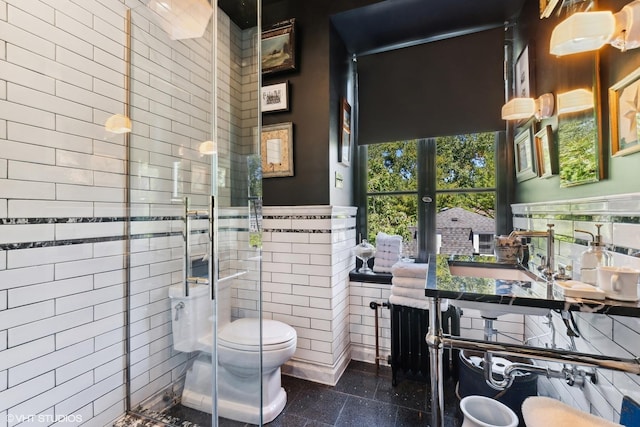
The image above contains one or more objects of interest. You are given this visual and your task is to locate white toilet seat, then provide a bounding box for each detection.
[219,318,296,350]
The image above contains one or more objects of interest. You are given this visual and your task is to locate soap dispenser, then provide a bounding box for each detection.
[575,224,611,285]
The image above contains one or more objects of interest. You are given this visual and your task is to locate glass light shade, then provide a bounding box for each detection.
[534,93,555,119]
[550,11,615,56]
[611,1,640,51]
[501,98,535,120]
[147,0,213,40]
[105,114,132,134]
[557,89,594,114]
[198,140,216,155]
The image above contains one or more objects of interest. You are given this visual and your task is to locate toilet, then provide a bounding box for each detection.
[169,284,297,424]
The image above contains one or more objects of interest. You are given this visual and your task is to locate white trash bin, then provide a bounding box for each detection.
[460,395,519,427]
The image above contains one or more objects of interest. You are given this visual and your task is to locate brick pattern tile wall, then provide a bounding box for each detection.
[0,1,246,425]
[513,193,640,424]
[262,206,357,385]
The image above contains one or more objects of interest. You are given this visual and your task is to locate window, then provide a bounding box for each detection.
[364,133,497,259]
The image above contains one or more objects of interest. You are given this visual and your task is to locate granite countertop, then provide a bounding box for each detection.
[425,254,640,317]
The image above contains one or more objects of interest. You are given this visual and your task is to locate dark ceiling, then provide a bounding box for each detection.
[331,0,527,56]
[218,0,528,55]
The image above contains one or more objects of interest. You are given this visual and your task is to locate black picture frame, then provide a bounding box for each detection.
[339,98,351,166]
[261,19,296,75]
[261,81,289,113]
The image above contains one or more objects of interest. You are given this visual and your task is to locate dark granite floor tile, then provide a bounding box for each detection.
[345,360,393,379]
[218,416,249,427]
[374,377,428,412]
[302,421,333,427]
[395,407,430,427]
[284,387,348,425]
[332,368,380,399]
[264,412,309,427]
[335,396,397,427]
[425,377,463,417]
[165,405,212,426]
[281,375,319,406]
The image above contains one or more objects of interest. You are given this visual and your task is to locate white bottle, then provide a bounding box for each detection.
[575,225,611,285]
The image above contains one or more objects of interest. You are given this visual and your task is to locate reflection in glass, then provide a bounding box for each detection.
[558,110,600,187]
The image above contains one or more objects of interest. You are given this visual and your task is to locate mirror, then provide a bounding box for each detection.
[558,105,600,187]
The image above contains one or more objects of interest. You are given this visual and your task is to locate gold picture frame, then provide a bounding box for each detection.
[261,122,294,178]
[515,125,537,182]
[535,125,556,178]
[609,65,640,157]
[339,98,351,166]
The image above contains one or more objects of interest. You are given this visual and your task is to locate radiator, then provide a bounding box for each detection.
[389,303,460,386]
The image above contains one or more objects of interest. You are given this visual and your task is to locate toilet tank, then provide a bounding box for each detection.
[169,284,212,352]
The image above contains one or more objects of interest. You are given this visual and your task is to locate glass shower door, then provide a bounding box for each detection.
[125,1,262,425]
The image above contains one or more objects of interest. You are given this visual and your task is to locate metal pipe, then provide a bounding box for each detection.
[426,297,444,427]
[443,335,640,375]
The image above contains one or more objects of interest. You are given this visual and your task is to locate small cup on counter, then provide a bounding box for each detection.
[596,266,640,301]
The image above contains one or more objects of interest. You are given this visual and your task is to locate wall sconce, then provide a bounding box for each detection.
[147,0,213,40]
[502,93,554,120]
[198,140,216,155]
[105,114,132,134]
[550,1,640,55]
[557,89,594,114]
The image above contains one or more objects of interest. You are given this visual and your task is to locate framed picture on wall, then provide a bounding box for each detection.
[261,81,289,113]
[515,45,531,98]
[261,122,294,178]
[339,98,351,166]
[535,125,556,178]
[609,64,640,157]
[514,125,537,182]
[261,19,296,75]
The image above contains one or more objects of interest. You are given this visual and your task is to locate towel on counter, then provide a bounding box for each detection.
[389,294,449,311]
[522,397,622,427]
[391,276,426,289]
[391,262,429,279]
[373,231,403,273]
[390,285,426,300]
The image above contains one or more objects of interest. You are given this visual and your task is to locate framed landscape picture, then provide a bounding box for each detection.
[261,19,296,75]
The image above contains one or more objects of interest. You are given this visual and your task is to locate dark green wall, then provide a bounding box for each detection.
[261,0,379,206]
[514,0,640,203]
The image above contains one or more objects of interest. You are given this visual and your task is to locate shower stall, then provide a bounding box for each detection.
[125,1,263,424]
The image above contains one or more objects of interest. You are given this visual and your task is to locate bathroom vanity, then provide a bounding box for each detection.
[425,254,640,427]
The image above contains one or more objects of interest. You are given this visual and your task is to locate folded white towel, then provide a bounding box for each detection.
[392,276,426,289]
[379,240,402,249]
[391,285,426,300]
[373,263,396,273]
[389,294,449,311]
[374,258,396,267]
[391,262,429,279]
[522,397,622,427]
[377,231,402,243]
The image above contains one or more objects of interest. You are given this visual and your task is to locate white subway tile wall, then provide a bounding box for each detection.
[513,193,640,423]
[0,1,248,425]
[263,206,357,385]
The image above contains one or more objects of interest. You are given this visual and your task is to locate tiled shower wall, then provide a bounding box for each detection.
[262,206,356,385]
[513,193,640,424]
[0,1,248,425]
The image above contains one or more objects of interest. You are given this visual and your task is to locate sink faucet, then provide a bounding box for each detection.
[508,224,555,280]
